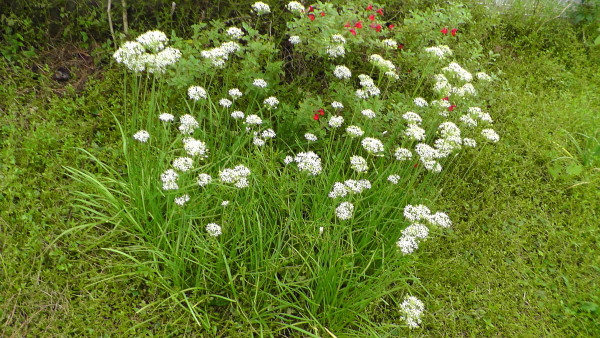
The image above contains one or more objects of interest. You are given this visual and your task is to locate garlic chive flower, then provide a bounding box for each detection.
[183,137,208,158]
[113,41,146,72]
[294,151,322,175]
[326,45,346,58]
[261,129,276,139]
[477,72,492,81]
[332,34,346,44]
[159,113,174,122]
[350,156,368,173]
[394,147,412,161]
[226,27,244,39]
[252,2,271,15]
[333,65,352,79]
[403,112,422,125]
[405,124,426,141]
[173,157,193,172]
[289,36,301,45]
[369,54,395,72]
[174,194,190,206]
[136,30,168,53]
[221,200,230,207]
[283,156,294,165]
[206,223,222,237]
[263,96,279,108]
[286,1,304,13]
[403,204,431,222]
[219,165,251,189]
[481,128,500,143]
[133,130,150,143]
[245,114,263,126]
[463,137,477,148]
[219,98,233,108]
[161,169,179,191]
[400,296,425,328]
[361,109,376,119]
[427,212,452,228]
[328,116,344,128]
[413,97,428,107]
[331,101,344,109]
[361,137,385,156]
[197,173,212,187]
[346,125,364,138]
[253,78,267,88]
[387,174,401,184]
[305,133,318,142]
[382,39,398,49]
[229,88,243,100]
[179,114,199,134]
[253,137,265,147]
[231,111,245,119]
[335,202,354,220]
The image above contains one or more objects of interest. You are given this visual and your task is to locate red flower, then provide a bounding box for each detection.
[366,4,373,10]
[375,24,382,32]
[370,23,376,29]
[314,114,319,120]
[308,5,314,12]
[451,28,457,36]
[398,43,404,50]
[344,21,351,28]
[369,14,375,21]
[377,8,383,16]
[449,105,457,111]
[320,11,325,17]
[318,108,324,116]
[350,28,357,36]
[355,21,363,28]
[441,27,448,35]
[388,24,394,30]
[308,14,315,21]
[414,163,418,168]
[442,96,449,101]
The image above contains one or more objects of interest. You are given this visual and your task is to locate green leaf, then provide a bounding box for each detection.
[566,163,583,176]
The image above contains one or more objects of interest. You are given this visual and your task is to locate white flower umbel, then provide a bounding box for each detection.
[427,212,452,228]
[405,124,426,141]
[369,54,395,72]
[424,45,452,59]
[231,111,245,119]
[345,179,371,194]
[333,65,352,79]
[133,130,150,143]
[361,109,376,119]
[252,1,271,15]
[481,128,500,143]
[403,204,431,222]
[328,116,344,128]
[289,35,301,45]
[294,151,322,176]
[173,157,193,172]
[335,202,354,220]
[402,112,422,125]
[174,194,190,206]
[394,147,412,161]
[245,114,263,126]
[219,98,233,108]
[261,129,276,139]
[113,41,146,72]
[161,169,179,191]
[206,223,222,237]
[263,96,279,108]
[477,72,491,81]
[442,62,473,82]
[183,138,208,158]
[326,45,346,58]
[286,1,304,14]
[332,34,346,44]
[382,39,398,49]
[459,115,478,128]
[136,30,168,53]
[413,97,428,107]
[304,133,318,142]
[328,182,348,198]
[396,235,419,255]
[219,164,251,189]
[331,101,344,109]
[400,296,425,328]
[159,113,174,122]
[350,156,368,173]
[226,27,244,39]
[361,137,384,156]
[387,174,401,184]
[462,137,477,148]
[385,71,399,80]
[346,125,364,138]
[253,78,267,88]
[283,156,294,165]
[253,137,265,147]
[179,114,199,134]
[197,173,212,187]
[221,200,230,207]
[229,88,243,100]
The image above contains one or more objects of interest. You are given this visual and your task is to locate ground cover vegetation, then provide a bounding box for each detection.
[0,0,599,336]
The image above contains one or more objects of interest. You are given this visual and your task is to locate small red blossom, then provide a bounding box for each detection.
[449,105,457,111]
[366,4,373,10]
[350,28,357,36]
[314,114,319,120]
[308,14,315,21]
[370,23,376,29]
[442,96,449,101]
[369,14,375,21]
[414,163,419,168]
[344,21,351,27]
[320,11,325,17]
[388,24,394,30]
[318,108,325,116]
[375,24,382,32]
[441,27,448,35]
[308,5,314,12]
[451,28,457,36]
[355,21,363,28]
[377,8,383,16]
[398,43,404,50]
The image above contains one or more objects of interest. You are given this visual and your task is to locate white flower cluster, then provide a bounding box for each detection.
[231,110,245,119]
[229,88,243,100]
[402,112,422,125]
[173,157,193,172]
[286,1,305,14]
[476,72,492,81]
[289,35,301,45]
[397,204,452,254]
[245,114,263,127]
[394,147,412,161]
[335,202,354,220]
[387,174,401,184]
[253,129,276,147]
[415,143,442,173]
[327,34,346,58]
[226,27,244,39]
[350,156,368,173]
[356,74,381,99]
[467,107,494,124]
[200,41,241,68]
[219,164,251,188]
[161,169,178,191]
[328,116,344,128]
[424,45,453,59]
[346,125,364,138]
[331,101,344,109]
[361,137,384,156]
[252,2,271,15]
[174,194,190,206]
[197,173,212,187]
[293,151,322,175]
[433,73,451,95]
[133,130,150,143]
[263,96,279,108]
[188,86,207,101]
[361,109,376,119]
[481,128,500,143]
[400,296,425,328]
[405,124,426,141]
[328,179,371,198]
[253,78,267,88]
[443,62,473,82]
[305,133,318,142]
[159,113,174,122]
[413,97,428,107]
[219,98,233,108]
[434,122,462,158]
[382,39,398,49]
[403,204,452,227]
[206,223,222,237]
[369,54,395,72]
[183,137,208,158]
[113,31,181,73]
[334,65,352,80]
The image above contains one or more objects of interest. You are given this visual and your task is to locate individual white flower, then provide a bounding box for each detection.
[361,109,376,119]
[289,35,301,45]
[387,174,401,184]
[161,169,179,191]
[159,113,174,122]
[405,124,426,141]
[402,112,422,125]
[319,227,324,234]
[335,202,354,220]
[481,128,500,142]
[427,212,452,228]
[331,101,344,109]
[350,156,368,173]
[219,98,233,108]
[188,86,207,101]
[413,97,428,107]
[346,125,364,138]
[179,114,199,134]
[219,164,251,188]
[284,155,294,165]
[226,27,244,39]
[332,34,346,44]
[304,133,318,142]
[382,39,398,49]
[394,147,412,161]
[361,137,384,156]
[174,194,190,206]
[261,129,276,139]
[133,130,150,143]
[403,204,431,222]
[286,1,304,13]
[229,88,243,100]
[476,72,491,81]
[173,157,193,172]
[136,30,168,53]
[328,116,344,128]
[245,114,263,126]
[253,78,267,88]
[462,137,477,148]
[221,200,230,207]
[294,151,322,175]
[197,173,212,187]
[183,137,208,158]
[400,296,425,328]
[333,65,352,79]
[326,45,345,58]
[206,223,222,237]
[253,137,265,147]
[252,1,271,15]
[263,96,279,108]
[231,110,245,119]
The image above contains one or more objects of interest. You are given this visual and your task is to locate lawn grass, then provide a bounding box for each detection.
[1,2,599,336]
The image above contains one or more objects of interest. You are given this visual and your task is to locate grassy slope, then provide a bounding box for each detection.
[2,13,600,338]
